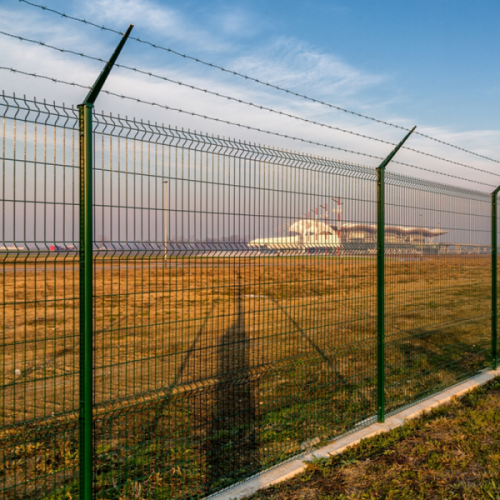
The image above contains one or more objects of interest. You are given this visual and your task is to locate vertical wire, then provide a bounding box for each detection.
[153,137,158,394]
[41,115,48,416]
[125,131,129,398]
[165,140,169,392]
[12,115,17,426]
[138,128,143,404]
[117,128,122,398]
[22,117,28,425]
[130,133,136,394]
[146,130,151,395]
[71,115,76,409]
[163,135,167,392]
[109,126,113,402]
[50,121,56,418]
[62,111,68,413]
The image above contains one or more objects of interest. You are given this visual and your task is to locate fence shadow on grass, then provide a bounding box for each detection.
[205,272,260,492]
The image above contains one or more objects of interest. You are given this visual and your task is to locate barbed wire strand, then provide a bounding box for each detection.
[1,65,495,189]
[2,29,499,180]
[17,0,500,167]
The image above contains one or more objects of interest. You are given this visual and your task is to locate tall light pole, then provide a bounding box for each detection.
[311,207,318,254]
[331,197,342,237]
[320,204,328,254]
[420,213,424,256]
[331,197,342,256]
[164,181,168,262]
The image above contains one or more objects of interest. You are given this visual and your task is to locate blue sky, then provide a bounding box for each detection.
[1,0,499,190]
[250,1,500,129]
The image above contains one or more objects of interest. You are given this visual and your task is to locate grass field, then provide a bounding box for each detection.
[0,254,493,499]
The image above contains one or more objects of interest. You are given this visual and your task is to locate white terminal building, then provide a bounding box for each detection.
[248,219,448,254]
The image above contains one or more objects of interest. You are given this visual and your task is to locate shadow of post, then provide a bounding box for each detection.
[206,271,259,490]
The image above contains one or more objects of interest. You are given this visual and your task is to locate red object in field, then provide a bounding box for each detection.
[50,245,67,251]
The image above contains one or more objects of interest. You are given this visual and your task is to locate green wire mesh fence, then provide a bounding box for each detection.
[0,93,496,499]
[383,173,492,415]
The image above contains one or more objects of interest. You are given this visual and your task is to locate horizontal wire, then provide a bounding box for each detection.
[3,29,500,181]
[1,65,495,189]
[18,0,500,167]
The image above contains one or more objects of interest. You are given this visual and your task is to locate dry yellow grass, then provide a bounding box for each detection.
[0,254,493,498]
[1,255,491,420]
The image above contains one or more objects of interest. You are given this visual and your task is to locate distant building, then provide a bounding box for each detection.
[249,220,340,253]
[0,244,27,251]
[248,220,447,254]
[339,223,446,244]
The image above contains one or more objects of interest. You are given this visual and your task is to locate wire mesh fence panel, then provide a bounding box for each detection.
[89,113,379,499]
[0,92,497,500]
[384,173,492,414]
[0,96,80,499]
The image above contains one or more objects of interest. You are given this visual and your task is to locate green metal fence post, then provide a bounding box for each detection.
[78,25,133,500]
[376,166,385,422]
[79,101,94,500]
[376,126,416,423]
[492,186,500,370]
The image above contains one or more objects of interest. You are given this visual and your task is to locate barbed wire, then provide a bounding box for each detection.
[2,29,500,181]
[17,0,500,167]
[1,65,495,189]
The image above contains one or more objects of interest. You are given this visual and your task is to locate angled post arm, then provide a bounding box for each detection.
[82,24,134,106]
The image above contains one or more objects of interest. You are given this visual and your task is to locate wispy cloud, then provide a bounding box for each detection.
[231,37,386,99]
[83,0,230,53]
[215,8,263,38]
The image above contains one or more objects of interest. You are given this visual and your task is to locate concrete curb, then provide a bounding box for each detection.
[208,368,500,500]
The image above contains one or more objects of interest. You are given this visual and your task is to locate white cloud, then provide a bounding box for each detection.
[86,0,182,35]
[83,0,230,53]
[231,37,386,99]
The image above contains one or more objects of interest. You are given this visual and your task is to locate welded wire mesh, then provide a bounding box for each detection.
[0,93,497,499]
[384,174,491,415]
[1,96,80,499]
[88,109,379,499]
